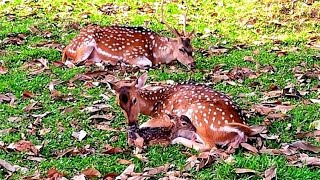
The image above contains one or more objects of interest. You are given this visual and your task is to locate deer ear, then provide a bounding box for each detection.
[180,115,191,123]
[135,73,148,88]
[108,82,120,92]
[166,113,175,119]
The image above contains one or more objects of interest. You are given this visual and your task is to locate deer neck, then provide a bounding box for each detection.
[152,36,175,64]
[137,86,174,116]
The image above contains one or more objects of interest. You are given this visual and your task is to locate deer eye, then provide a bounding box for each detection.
[179,48,185,53]
[132,98,137,104]
[181,121,187,126]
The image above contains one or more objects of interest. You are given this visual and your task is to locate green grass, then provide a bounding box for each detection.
[1,0,320,179]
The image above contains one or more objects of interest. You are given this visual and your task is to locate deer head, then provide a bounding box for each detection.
[159,0,195,69]
[109,73,148,126]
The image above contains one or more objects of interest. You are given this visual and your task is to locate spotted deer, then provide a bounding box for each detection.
[61,1,195,69]
[109,73,253,151]
[128,114,197,146]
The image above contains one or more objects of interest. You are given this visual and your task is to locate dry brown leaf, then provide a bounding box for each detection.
[82,168,101,179]
[240,143,258,153]
[0,65,8,74]
[0,93,16,106]
[263,166,277,180]
[9,140,39,155]
[296,130,320,139]
[0,159,16,172]
[47,168,64,178]
[88,114,114,121]
[133,135,144,149]
[103,144,124,154]
[116,164,135,180]
[143,164,170,177]
[94,123,116,131]
[289,141,320,153]
[22,90,34,99]
[259,147,282,155]
[27,156,46,162]
[243,56,255,63]
[252,104,295,115]
[23,101,40,112]
[250,125,268,135]
[299,153,320,166]
[52,61,65,67]
[234,168,258,174]
[54,146,96,158]
[117,159,132,165]
[104,172,119,180]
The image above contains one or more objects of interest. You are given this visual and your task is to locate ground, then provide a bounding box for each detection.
[0,0,319,179]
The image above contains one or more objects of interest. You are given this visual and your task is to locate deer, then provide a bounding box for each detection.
[128,114,197,147]
[61,0,195,69]
[109,73,253,152]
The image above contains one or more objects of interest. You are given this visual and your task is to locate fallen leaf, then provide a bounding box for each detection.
[27,156,46,162]
[104,172,119,180]
[117,159,132,165]
[250,125,268,135]
[0,128,14,136]
[0,65,8,74]
[116,164,135,180]
[72,174,86,180]
[299,153,320,166]
[240,143,258,153]
[0,93,16,106]
[48,168,64,178]
[296,130,320,139]
[81,103,110,113]
[23,101,40,112]
[310,120,320,130]
[82,168,101,178]
[88,114,114,121]
[103,144,123,154]
[310,99,320,104]
[243,56,255,63]
[0,159,16,172]
[54,146,96,158]
[142,164,170,177]
[289,141,320,153]
[263,166,277,180]
[22,91,34,99]
[234,168,258,174]
[252,103,295,115]
[72,130,87,141]
[9,140,39,155]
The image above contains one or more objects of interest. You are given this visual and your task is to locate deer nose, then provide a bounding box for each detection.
[188,62,196,69]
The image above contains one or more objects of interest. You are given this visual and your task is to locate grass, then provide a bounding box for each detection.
[0,0,320,179]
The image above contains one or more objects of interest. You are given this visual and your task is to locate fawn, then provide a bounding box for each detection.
[109,73,252,151]
[62,1,195,69]
[128,114,197,147]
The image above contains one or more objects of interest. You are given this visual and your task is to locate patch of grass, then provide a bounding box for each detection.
[1,0,320,179]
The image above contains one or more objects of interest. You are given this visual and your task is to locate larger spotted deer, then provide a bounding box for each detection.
[109,73,252,151]
[62,1,195,69]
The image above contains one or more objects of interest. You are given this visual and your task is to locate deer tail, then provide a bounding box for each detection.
[226,123,252,136]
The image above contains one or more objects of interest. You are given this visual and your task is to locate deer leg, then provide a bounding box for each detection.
[74,45,95,64]
[139,117,171,128]
[126,56,152,69]
[171,137,211,151]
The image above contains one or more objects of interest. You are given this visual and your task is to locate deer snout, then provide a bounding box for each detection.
[188,62,196,69]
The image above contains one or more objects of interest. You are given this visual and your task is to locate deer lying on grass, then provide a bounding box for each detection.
[109,73,253,151]
[61,1,195,69]
[128,114,197,147]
